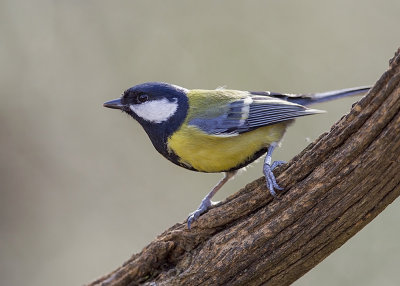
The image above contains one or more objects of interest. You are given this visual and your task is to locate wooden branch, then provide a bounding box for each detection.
[89,49,400,286]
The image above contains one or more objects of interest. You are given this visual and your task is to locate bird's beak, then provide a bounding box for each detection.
[103,98,124,110]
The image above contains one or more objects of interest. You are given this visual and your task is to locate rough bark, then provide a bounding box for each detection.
[88,48,400,286]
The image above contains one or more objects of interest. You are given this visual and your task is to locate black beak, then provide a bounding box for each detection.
[103,98,124,110]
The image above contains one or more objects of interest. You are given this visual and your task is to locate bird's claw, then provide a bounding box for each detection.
[263,161,285,198]
[187,198,216,229]
[271,160,285,170]
[187,210,202,230]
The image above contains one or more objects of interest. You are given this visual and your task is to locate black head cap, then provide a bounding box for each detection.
[104,82,189,156]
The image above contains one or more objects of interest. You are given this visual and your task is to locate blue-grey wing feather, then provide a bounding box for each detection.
[188,95,322,136]
[188,99,246,135]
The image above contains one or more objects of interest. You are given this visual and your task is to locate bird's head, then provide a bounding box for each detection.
[104,82,189,145]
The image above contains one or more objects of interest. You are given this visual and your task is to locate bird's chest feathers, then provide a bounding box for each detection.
[167,123,287,173]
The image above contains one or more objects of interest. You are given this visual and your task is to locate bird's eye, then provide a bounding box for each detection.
[137,93,148,103]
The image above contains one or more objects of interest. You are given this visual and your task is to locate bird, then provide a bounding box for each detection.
[103,82,370,229]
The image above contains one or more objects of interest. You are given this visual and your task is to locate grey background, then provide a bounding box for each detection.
[1,1,399,285]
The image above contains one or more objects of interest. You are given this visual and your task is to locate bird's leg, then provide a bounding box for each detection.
[263,142,285,198]
[187,170,237,229]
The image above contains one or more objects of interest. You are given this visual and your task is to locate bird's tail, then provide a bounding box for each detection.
[283,86,371,106]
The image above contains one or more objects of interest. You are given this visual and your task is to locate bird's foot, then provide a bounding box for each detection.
[271,160,285,170]
[263,161,285,198]
[187,198,218,229]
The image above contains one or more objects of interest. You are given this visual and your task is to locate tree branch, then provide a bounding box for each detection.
[88,48,400,286]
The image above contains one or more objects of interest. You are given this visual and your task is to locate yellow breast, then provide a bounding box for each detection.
[167,123,288,173]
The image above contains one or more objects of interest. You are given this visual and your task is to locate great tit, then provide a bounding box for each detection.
[104,82,370,229]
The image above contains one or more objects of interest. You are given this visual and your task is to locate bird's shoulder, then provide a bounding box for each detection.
[186,89,249,116]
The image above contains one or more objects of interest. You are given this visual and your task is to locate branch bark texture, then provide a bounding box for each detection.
[89,49,400,286]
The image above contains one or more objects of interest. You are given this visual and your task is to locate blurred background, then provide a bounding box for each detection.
[1,1,399,285]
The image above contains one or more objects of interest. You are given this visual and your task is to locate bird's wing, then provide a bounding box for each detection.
[186,90,323,136]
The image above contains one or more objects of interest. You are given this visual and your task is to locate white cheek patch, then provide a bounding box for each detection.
[130,98,178,123]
